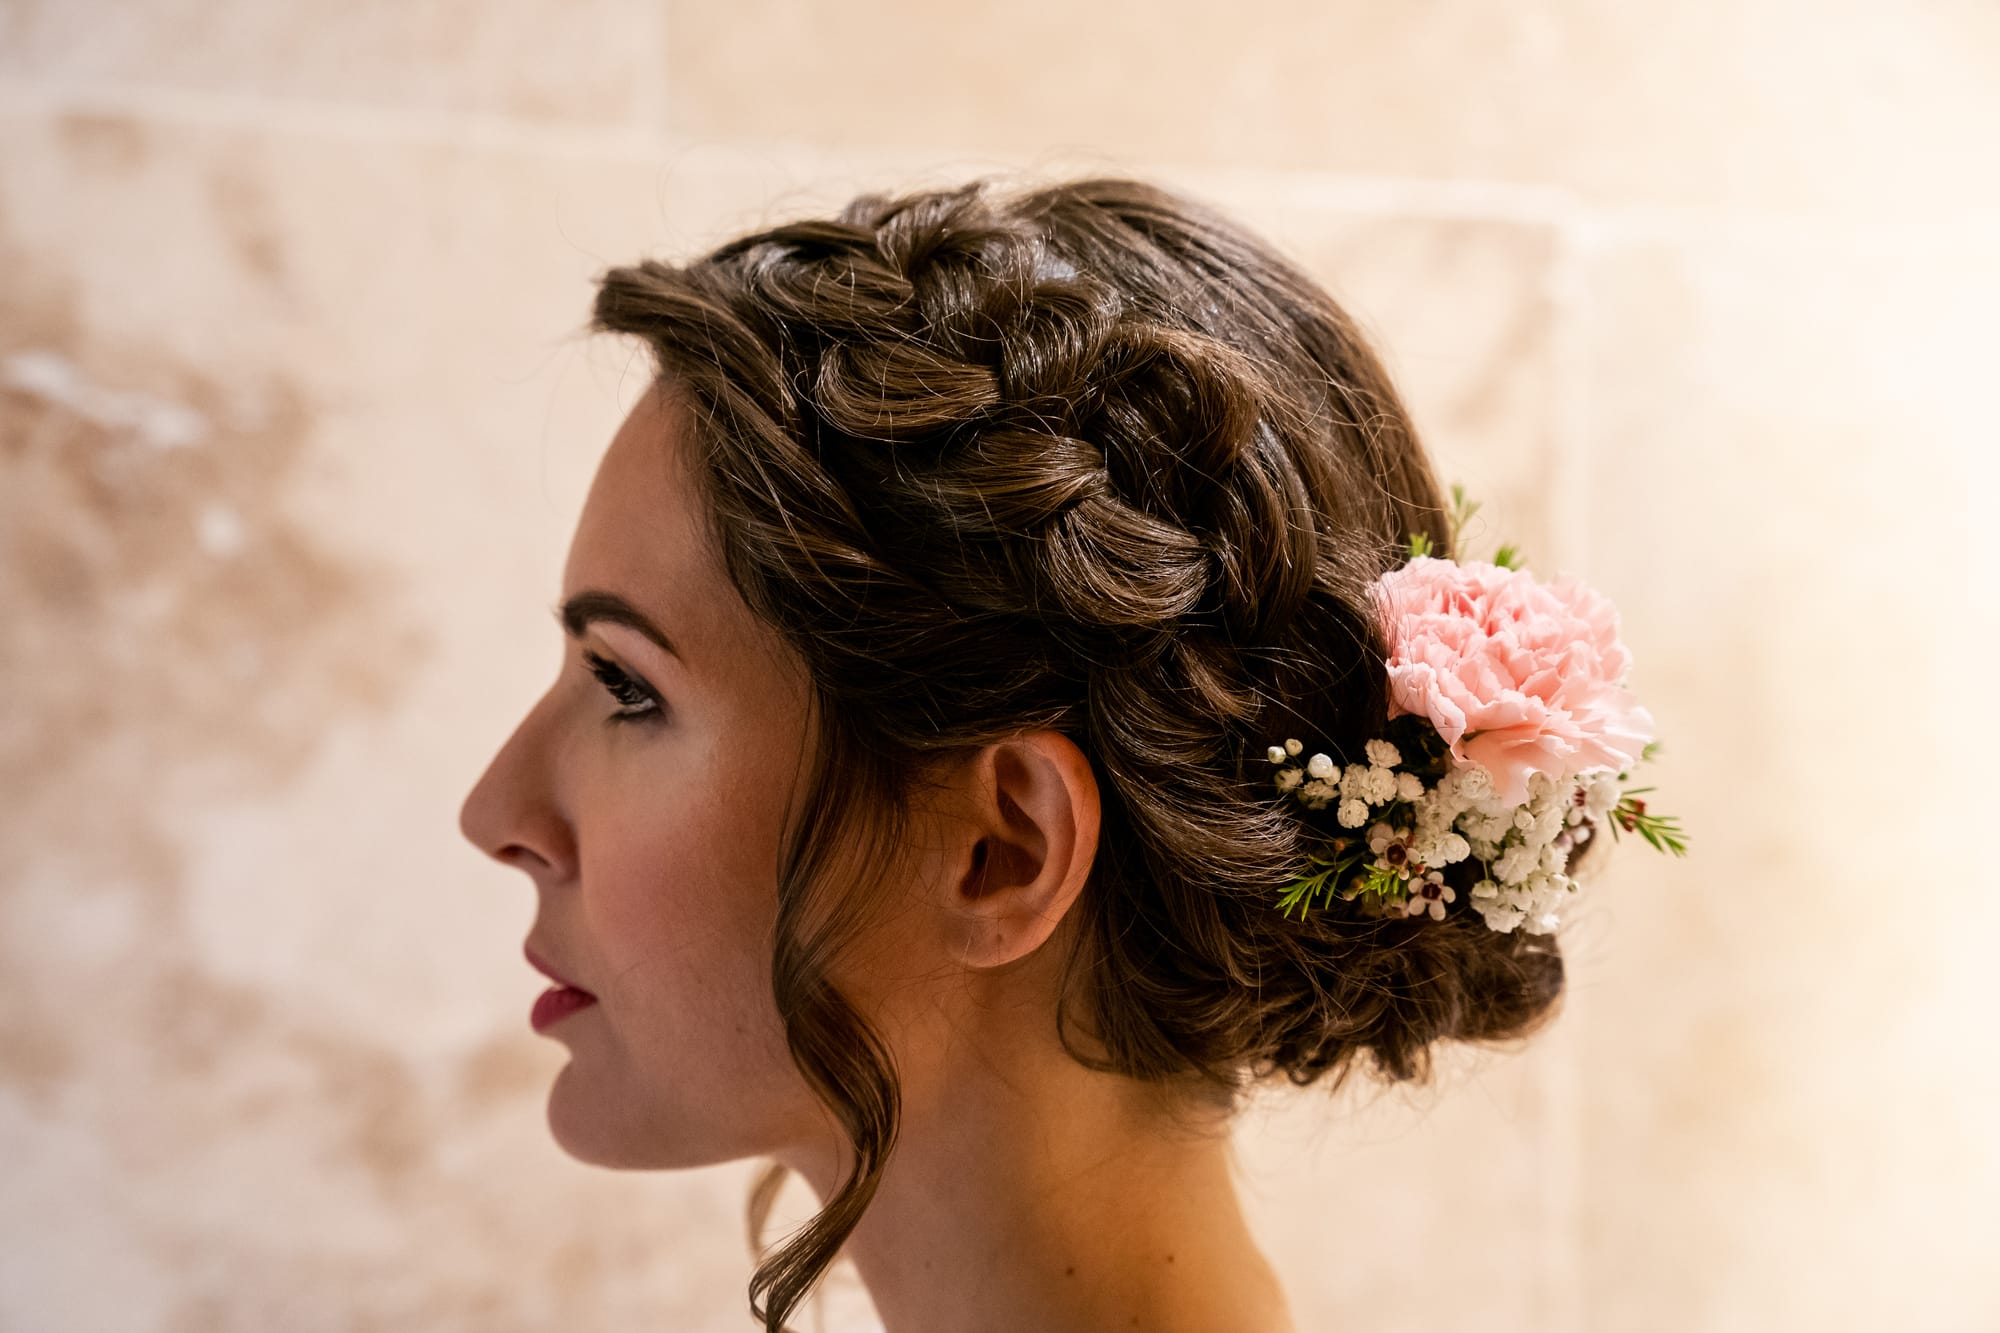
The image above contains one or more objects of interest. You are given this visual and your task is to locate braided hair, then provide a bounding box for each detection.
[589,175,1564,1333]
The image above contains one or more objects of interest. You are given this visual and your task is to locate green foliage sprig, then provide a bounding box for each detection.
[1407,483,1524,569]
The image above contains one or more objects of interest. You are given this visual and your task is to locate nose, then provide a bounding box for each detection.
[458,694,575,886]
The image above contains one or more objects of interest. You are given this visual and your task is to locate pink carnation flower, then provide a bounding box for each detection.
[1371,556,1655,807]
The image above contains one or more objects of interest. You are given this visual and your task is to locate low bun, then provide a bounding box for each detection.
[590,173,1564,1332]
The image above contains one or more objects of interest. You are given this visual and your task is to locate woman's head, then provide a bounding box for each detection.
[463,174,1564,1330]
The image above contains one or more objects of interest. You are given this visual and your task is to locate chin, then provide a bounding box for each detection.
[543,1064,769,1171]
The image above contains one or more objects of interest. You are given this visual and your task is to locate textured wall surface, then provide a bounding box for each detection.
[2,3,1996,1330]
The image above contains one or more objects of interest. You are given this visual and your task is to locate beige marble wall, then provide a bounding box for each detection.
[3,4,1994,1330]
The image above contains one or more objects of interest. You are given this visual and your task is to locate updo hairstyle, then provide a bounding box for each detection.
[588,175,1564,1332]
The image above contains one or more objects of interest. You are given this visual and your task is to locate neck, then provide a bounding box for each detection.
[774,977,1297,1333]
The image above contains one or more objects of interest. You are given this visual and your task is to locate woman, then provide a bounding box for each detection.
[459,175,1604,1332]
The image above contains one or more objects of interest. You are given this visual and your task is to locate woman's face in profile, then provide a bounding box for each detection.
[458,385,832,1169]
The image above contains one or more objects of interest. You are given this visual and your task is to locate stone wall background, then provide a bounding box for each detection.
[2,3,1995,1330]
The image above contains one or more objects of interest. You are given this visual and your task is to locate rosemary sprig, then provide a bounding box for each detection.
[1275,844,1368,920]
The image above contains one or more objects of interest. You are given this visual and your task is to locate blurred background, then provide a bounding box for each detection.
[2,3,1996,1330]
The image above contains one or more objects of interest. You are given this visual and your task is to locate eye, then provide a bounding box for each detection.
[581,650,663,723]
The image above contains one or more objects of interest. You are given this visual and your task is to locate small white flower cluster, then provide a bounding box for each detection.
[1455,767,1621,934]
[1266,737,1628,935]
[1263,737,1414,829]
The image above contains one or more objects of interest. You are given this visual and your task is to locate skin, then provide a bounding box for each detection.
[459,381,1300,1333]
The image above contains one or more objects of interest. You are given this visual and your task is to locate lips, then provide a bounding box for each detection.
[523,941,595,997]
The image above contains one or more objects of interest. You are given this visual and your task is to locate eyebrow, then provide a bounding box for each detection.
[555,590,682,662]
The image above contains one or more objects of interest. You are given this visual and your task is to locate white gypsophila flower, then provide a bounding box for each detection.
[1456,764,1494,800]
[1435,783,1477,827]
[1468,879,1525,933]
[1493,841,1540,886]
[1395,771,1425,802]
[1512,818,1549,857]
[1365,739,1402,769]
[1274,767,1304,793]
[1467,869,1576,935]
[1410,834,1453,867]
[1339,762,1369,799]
[1284,738,1304,756]
[1456,772,1504,816]
[1459,810,1514,844]
[1363,765,1399,804]
[1522,871,1573,917]
[1268,745,1288,764]
[1553,774,1586,827]
[1337,797,1370,828]
[1518,880,1573,935]
[1408,800,1456,840]
[1584,769,1622,819]
[1306,752,1336,780]
[1299,778,1337,809]
[1421,830,1471,866]
[1541,803,1570,832]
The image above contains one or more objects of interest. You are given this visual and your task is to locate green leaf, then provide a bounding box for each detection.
[1491,542,1523,570]
[1445,484,1482,553]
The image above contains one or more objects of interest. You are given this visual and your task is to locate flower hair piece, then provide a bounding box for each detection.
[1267,486,1688,934]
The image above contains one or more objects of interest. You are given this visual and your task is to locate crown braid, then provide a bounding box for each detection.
[591,174,1563,1333]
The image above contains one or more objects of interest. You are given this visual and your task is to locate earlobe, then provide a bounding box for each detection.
[949,732,1101,970]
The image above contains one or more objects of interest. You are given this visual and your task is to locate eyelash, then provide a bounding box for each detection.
[581,650,663,724]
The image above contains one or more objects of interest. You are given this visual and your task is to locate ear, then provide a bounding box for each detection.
[938,731,1101,971]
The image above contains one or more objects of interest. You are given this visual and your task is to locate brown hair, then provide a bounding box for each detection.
[587,174,1563,1331]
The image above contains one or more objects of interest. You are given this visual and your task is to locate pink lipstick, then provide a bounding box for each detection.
[530,985,597,1032]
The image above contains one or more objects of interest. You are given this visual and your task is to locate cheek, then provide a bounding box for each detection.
[585,778,779,1019]
[553,688,832,1164]
[556,783,816,1165]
